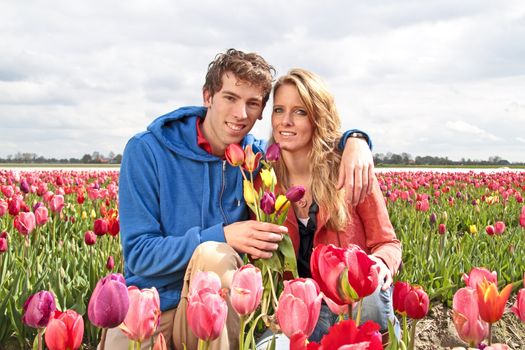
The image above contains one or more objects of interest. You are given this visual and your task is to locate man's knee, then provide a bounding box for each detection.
[191,242,242,277]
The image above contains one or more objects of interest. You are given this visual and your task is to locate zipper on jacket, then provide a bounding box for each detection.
[219,160,228,224]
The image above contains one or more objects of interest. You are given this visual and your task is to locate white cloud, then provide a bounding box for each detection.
[445,121,499,141]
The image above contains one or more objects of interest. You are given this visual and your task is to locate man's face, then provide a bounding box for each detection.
[202,72,265,156]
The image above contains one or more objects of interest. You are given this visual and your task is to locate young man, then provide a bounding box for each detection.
[106,49,374,349]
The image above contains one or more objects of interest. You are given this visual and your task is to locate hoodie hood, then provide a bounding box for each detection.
[147,106,216,161]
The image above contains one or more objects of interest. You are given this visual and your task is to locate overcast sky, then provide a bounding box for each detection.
[1,0,524,162]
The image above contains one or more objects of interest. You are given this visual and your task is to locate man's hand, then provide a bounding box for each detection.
[338,137,374,206]
[369,255,393,290]
[224,221,287,259]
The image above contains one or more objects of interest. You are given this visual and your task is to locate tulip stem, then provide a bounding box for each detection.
[198,339,210,350]
[266,266,278,309]
[355,300,362,326]
[408,319,418,350]
[402,314,408,346]
[99,328,108,350]
[348,303,353,321]
[239,315,246,350]
[37,328,43,350]
[488,323,492,345]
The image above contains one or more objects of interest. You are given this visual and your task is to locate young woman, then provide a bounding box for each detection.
[263,68,402,345]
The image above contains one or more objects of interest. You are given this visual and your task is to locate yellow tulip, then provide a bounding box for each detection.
[243,180,259,205]
[275,195,290,213]
[82,211,87,220]
[90,209,97,219]
[260,168,277,188]
[469,224,478,234]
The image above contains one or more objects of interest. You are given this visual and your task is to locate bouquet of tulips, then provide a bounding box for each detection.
[225,143,302,329]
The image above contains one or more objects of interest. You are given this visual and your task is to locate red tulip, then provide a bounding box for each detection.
[230,264,263,316]
[311,244,348,305]
[452,287,489,346]
[119,286,161,342]
[34,206,49,226]
[463,267,497,289]
[106,256,115,270]
[494,221,505,235]
[307,319,382,350]
[84,231,97,245]
[44,310,84,350]
[242,144,262,172]
[476,280,513,323]
[186,287,228,342]
[393,281,412,315]
[225,143,245,167]
[22,291,56,328]
[339,246,379,303]
[485,225,495,236]
[107,217,120,236]
[14,212,36,235]
[511,288,525,323]
[276,278,322,338]
[1,185,14,198]
[8,198,21,216]
[93,218,108,236]
[49,195,65,213]
[0,236,7,253]
[88,273,129,328]
[265,143,281,162]
[404,285,429,319]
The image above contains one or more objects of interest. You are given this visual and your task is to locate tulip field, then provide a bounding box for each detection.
[0,168,524,349]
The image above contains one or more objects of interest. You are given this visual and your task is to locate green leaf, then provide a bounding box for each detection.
[279,234,297,278]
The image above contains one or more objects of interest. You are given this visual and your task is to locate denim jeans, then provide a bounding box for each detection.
[256,283,400,349]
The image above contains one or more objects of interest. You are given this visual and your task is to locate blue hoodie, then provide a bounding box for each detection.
[119,106,266,311]
[119,106,371,311]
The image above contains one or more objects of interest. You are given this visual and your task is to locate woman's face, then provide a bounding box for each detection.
[271,84,314,154]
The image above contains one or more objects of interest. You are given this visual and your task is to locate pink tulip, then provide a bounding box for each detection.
[189,271,222,294]
[34,206,49,226]
[510,288,525,323]
[415,199,429,212]
[8,198,21,216]
[452,287,489,346]
[276,278,323,338]
[484,344,512,350]
[0,236,7,253]
[286,186,306,203]
[153,332,167,350]
[45,310,84,350]
[22,291,56,328]
[88,273,129,328]
[493,221,505,235]
[106,256,115,270]
[84,231,97,245]
[186,287,228,341]
[119,286,161,342]
[265,143,281,162]
[463,267,497,289]
[438,223,446,235]
[0,199,7,217]
[519,206,525,228]
[230,264,263,316]
[49,195,65,213]
[14,212,36,235]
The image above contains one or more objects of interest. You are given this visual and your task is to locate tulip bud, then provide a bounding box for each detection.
[274,195,290,213]
[230,264,263,316]
[88,273,129,328]
[265,143,280,162]
[93,218,108,236]
[84,231,97,245]
[393,281,411,315]
[0,237,7,253]
[260,168,277,188]
[438,223,446,235]
[119,287,161,342]
[260,192,276,215]
[106,256,115,270]
[405,285,429,319]
[34,206,49,226]
[225,144,245,167]
[485,225,495,236]
[494,221,505,235]
[108,218,120,236]
[22,291,56,328]
[429,212,437,226]
[286,185,306,203]
[469,225,477,234]
[186,288,227,342]
[243,180,258,205]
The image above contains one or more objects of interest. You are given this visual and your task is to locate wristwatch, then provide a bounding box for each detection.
[348,132,367,141]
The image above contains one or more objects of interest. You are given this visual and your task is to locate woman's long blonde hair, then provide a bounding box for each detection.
[270,68,348,231]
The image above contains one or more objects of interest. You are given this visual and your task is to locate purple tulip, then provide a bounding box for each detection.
[286,185,306,203]
[20,180,30,194]
[22,291,56,328]
[88,273,129,328]
[429,212,437,225]
[260,192,276,215]
[266,143,281,162]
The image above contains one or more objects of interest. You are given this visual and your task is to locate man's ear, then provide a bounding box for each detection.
[203,89,212,107]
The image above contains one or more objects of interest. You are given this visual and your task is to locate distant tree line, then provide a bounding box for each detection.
[0,151,523,166]
[0,151,122,164]
[374,152,525,166]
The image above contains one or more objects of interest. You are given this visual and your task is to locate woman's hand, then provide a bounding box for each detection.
[369,255,393,290]
[338,137,375,206]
